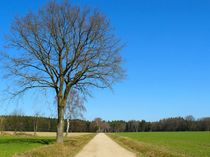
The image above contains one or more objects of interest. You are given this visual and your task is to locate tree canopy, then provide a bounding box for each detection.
[2,1,124,143]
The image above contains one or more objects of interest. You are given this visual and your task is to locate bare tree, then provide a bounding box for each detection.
[33,111,42,136]
[94,117,103,132]
[128,120,139,132]
[0,116,5,134]
[65,89,86,136]
[10,109,24,135]
[93,118,110,132]
[2,1,124,143]
[102,122,110,132]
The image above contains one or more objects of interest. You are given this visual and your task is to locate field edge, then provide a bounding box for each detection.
[12,133,96,157]
[107,133,184,157]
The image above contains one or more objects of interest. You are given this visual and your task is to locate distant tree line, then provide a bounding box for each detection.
[108,116,210,132]
[0,115,93,133]
[0,115,210,133]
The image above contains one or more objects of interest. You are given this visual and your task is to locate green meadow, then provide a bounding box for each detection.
[0,135,54,157]
[111,132,210,157]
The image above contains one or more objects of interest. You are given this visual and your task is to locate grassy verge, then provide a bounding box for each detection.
[13,134,95,157]
[108,133,179,157]
[108,132,210,157]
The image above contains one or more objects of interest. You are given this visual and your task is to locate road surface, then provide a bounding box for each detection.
[75,133,136,157]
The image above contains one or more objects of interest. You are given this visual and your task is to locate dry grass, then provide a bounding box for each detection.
[108,134,184,157]
[13,134,95,157]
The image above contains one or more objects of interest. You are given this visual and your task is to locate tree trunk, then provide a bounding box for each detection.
[65,118,70,136]
[34,121,37,136]
[56,105,65,143]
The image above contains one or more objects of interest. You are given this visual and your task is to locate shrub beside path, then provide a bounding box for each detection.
[75,133,136,157]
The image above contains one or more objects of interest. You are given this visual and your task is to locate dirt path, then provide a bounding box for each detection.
[75,133,136,157]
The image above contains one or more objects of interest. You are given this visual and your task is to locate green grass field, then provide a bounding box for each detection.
[111,132,210,157]
[0,135,55,157]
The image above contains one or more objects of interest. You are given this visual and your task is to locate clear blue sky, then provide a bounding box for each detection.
[0,0,210,121]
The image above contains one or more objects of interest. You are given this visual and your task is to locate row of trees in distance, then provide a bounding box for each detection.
[0,115,210,134]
